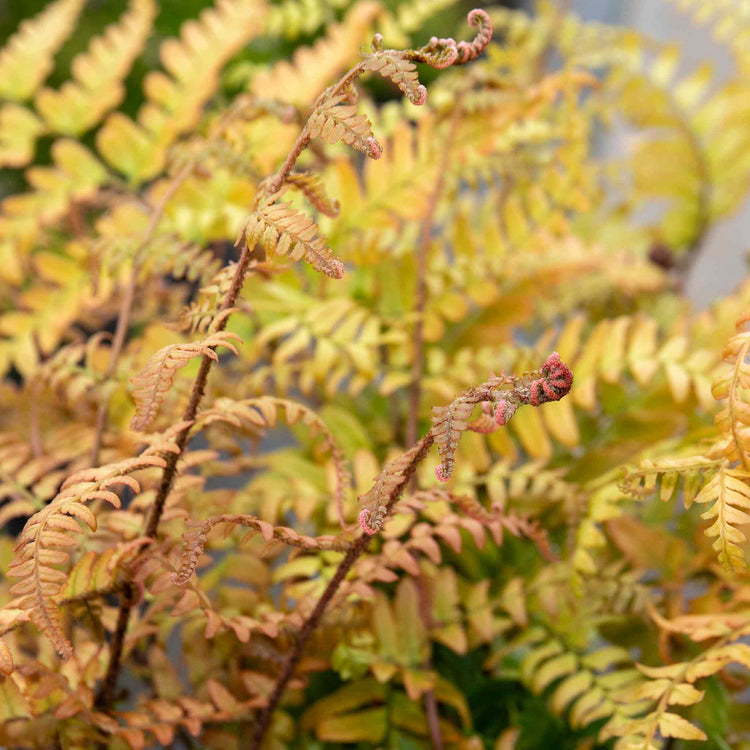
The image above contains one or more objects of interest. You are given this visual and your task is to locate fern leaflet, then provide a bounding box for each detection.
[129,331,242,432]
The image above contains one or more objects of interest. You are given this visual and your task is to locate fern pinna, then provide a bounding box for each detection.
[2,0,750,748]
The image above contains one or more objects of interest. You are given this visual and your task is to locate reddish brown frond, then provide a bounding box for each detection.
[196,396,352,526]
[129,331,242,432]
[172,513,352,585]
[286,172,341,218]
[243,199,344,278]
[365,52,426,105]
[307,94,382,159]
[6,452,166,658]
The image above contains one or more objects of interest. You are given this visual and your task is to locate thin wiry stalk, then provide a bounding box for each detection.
[412,553,443,750]
[90,163,194,466]
[405,105,462,481]
[249,434,435,750]
[95,239,255,708]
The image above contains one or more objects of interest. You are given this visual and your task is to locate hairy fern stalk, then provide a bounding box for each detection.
[1,0,750,748]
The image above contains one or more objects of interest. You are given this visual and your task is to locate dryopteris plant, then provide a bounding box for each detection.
[1,0,750,748]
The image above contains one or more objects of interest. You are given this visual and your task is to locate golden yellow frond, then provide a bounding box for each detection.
[7,451,168,658]
[251,1,382,105]
[0,0,85,102]
[34,0,157,136]
[97,0,266,181]
[129,331,242,432]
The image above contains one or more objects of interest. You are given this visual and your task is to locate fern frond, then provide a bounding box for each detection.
[307,93,383,158]
[0,105,45,168]
[95,210,223,287]
[243,196,345,279]
[519,635,646,735]
[34,334,111,409]
[365,52,426,105]
[129,332,242,432]
[712,313,750,469]
[621,455,723,507]
[692,466,750,572]
[413,488,555,555]
[61,540,151,601]
[35,0,157,136]
[0,432,65,517]
[431,398,478,482]
[600,608,750,746]
[6,451,168,658]
[432,353,573,481]
[482,459,582,510]
[0,241,115,379]
[286,172,341,218]
[195,396,351,526]
[358,439,431,533]
[172,513,352,585]
[97,0,265,181]
[181,261,246,334]
[0,0,85,102]
[0,139,108,246]
[558,314,717,413]
[251,1,382,106]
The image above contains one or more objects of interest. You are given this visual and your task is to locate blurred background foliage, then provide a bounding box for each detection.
[0,0,749,748]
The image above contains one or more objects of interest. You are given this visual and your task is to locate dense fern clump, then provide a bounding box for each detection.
[0,0,749,748]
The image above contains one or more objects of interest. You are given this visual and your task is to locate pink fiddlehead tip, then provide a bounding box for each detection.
[495,399,508,425]
[366,137,383,160]
[359,509,378,535]
[410,84,427,106]
[435,464,451,482]
[494,398,519,425]
[542,351,573,395]
[455,9,493,64]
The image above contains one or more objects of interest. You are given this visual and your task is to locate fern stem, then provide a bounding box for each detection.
[90,269,136,466]
[266,61,367,195]
[406,106,459,466]
[90,163,194,466]
[249,433,435,750]
[411,553,443,750]
[728,340,750,472]
[96,51,381,707]
[94,581,138,709]
[95,240,255,709]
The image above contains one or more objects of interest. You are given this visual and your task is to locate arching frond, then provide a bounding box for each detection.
[172,513,352,585]
[693,467,750,572]
[365,52,426,105]
[195,395,351,525]
[7,451,168,658]
[713,312,750,468]
[286,172,341,218]
[307,93,382,158]
[129,331,242,432]
[243,197,345,279]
